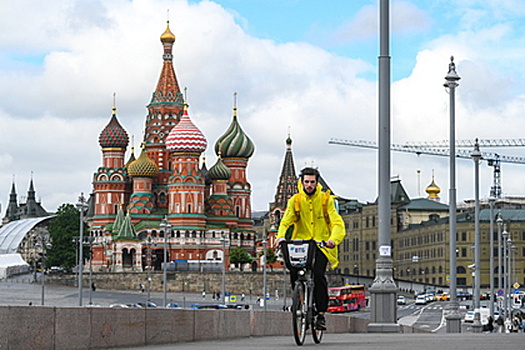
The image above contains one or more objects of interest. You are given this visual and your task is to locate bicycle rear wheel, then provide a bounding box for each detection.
[291,281,307,346]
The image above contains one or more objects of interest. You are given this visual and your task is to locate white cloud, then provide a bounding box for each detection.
[1,0,525,215]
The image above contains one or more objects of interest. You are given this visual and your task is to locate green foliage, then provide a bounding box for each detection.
[229,247,253,271]
[259,247,278,271]
[46,203,87,270]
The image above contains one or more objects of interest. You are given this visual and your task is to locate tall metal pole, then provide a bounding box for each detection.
[161,216,169,307]
[77,192,86,307]
[263,239,268,312]
[471,141,482,333]
[88,235,94,305]
[368,0,399,333]
[497,213,503,290]
[502,226,509,319]
[222,233,227,304]
[40,232,50,306]
[444,56,462,333]
[147,236,152,303]
[489,196,495,319]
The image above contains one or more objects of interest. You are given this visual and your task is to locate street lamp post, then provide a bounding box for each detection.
[497,213,503,290]
[146,236,153,303]
[38,231,52,306]
[471,140,482,333]
[221,233,227,304]
[160,216,170,307]
[488,196,496,319]
[263,239,268,312]
[76,192,88,306]
[88,236,94,305]
[502,226,509,319]
[368,0,399,333]
[444,56,462,333]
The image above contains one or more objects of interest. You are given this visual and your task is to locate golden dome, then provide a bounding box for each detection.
[425,175,441,201]
[128,145,159,178]
[160,21,176,44]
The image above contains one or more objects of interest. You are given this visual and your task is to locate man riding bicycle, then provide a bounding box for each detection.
[274,167,346,330]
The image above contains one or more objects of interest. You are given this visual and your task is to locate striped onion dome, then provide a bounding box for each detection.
[208,155,231,181]
[128,145,159,178]
[166,103,207,153]
[214,107,254,158]
[99,107,129,149]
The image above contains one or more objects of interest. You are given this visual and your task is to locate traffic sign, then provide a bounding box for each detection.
[513,282,520,289]
[496,289,504,297]
[514,289,520,295]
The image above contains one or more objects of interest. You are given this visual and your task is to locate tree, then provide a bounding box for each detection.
[229,247,253,271]
[46,203,87,270]
[260,247,278,271]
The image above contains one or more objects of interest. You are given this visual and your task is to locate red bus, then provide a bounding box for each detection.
[327,285,366,312]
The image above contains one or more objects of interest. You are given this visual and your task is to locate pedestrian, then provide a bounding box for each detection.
[504,317,512,333]
[139,283,145,293]
[202,290,206,300]
[274,167,346,331]
[91,282,96,292]
[496,315,504,333]
[486,316,494,333]
[241,293,245,301]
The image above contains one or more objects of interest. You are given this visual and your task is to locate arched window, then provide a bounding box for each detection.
[457,266,467,274]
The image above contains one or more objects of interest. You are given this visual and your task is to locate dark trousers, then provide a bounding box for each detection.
[290,247,328,312]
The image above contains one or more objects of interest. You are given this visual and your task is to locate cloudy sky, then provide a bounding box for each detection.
[2,0,525,213]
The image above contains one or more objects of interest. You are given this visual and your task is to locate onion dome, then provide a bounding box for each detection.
[166,103,207,153]
[125,145,136,168]
[214,107,254,158]
[128,144,159,178]
[160,21,176,43]
[200,157,212,186]
[286,134,292,146]
[208,154,231,181]
[425,173,441,201]
[99,107,129,149]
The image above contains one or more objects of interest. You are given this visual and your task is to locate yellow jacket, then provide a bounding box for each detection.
[276,182,346,269]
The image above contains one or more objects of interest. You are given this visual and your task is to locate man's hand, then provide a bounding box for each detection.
[274,237,284,249]
[325,240,335,249]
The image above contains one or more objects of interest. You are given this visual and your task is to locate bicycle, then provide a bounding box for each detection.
[280,239,325,346]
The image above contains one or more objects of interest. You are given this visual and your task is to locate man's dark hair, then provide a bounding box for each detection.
[299,167,320,181]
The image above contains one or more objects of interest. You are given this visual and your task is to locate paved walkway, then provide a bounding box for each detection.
[119,333,524,350]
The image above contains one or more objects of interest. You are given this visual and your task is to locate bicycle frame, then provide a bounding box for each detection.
[280,240,324,345]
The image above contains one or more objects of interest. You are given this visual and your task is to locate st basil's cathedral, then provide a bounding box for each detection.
[88,21,256,273]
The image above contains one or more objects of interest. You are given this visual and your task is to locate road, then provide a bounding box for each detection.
[1,276,522,334]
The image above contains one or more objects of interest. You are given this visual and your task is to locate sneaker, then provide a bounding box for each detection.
[315,314,326,330]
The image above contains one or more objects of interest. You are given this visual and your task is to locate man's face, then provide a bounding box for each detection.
[302,175,318,196]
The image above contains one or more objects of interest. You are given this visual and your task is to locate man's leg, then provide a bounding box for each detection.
[312,248,328,329]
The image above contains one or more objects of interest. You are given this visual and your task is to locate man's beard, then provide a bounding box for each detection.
[304,186,316,196]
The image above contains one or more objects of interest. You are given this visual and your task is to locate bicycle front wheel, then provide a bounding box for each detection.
[311,320,323,344]
[291,281,307,346]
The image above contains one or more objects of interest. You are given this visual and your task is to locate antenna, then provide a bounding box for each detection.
[184,87,188,102]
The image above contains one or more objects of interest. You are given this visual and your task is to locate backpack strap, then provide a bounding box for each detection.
[322,190,331,226]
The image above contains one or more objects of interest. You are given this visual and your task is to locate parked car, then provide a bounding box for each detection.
[415,295,427,305]
[464,311,475,323]
[109,304,129,308]
[397,296,406,305]
[166,303,181,309]
[188,304,200,309]
[436,293,450,301]
[137,302,157,308]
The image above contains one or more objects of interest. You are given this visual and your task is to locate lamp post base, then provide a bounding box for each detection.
[367,258,400,333]
[445,311,462,333]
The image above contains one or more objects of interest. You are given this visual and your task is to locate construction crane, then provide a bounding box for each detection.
[328,138,525,198]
